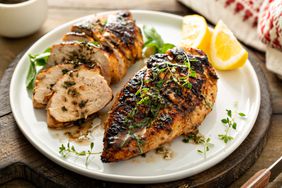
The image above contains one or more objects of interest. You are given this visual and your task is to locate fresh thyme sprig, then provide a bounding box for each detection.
[59,142,100,166]
[182,132,205,144]
[197,137,213,158]
[218,109,246,143]
[182,132,213,158]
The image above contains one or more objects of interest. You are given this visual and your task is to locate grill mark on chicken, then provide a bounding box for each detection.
[101,47,218,162]
[71,11,143,66]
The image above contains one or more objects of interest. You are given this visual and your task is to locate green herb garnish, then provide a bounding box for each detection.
[59,142,100,166]
[142,25,175,57]
[218,109,246,143]
[197,137,213,158]
[26,48,51,89]
[182,132,205,144]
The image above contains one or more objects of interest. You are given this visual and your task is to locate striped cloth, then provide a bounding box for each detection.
[258,0,282,51]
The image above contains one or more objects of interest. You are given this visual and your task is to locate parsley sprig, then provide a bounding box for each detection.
[218,109,246,143]
[59,142,100,165]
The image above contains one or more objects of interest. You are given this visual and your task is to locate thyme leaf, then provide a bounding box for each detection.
[197,137,213,158]
[59,142,100,166]
[218,109,247,143]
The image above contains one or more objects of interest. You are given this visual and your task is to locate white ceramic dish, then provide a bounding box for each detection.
[0,0,47,38]
[10,10,261,184]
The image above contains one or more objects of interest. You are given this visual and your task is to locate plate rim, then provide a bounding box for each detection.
[9,10,261,184]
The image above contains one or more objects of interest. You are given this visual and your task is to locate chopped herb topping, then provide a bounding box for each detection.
[62,69,69,74]
[63,81,76,88]
[120,52,197,153]
[61,106,68,112]
[79,100,88,108]
[67,88,80,97]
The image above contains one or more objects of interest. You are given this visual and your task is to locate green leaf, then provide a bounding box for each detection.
[44,47,51,53]
[238,112,246,117]
[71,146,75,151]
[218,134,233,144]
[227,109,232,117]
[159,43,175,53]
[232,122,237,130]
[89,41,100,47]
[190,70,197,78]
[156,80,164,88]
[221,118,228,124]
[143,25,164,47]
[26,48,51,89]
[197,149,203,154]
[34,52,50,66]
[90,142,94,150]
[143,44,158,57]
[26,55,36,89]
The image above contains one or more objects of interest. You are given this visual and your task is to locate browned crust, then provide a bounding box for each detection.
[101,47,218,162]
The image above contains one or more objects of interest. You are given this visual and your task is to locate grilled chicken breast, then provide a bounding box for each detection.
[32,10,143,129]
[33,64,76,108]
[47,66,113,128]
[101,47,218,162]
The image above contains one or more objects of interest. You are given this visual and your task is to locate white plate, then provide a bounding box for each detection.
[10,10,261,184]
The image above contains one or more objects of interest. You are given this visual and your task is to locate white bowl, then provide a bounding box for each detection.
[0,0,48,38]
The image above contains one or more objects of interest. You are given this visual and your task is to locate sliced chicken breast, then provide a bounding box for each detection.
[47,66,113,128]
[71,19,130,81]
[47,41,120,83]
[32,64,75,108]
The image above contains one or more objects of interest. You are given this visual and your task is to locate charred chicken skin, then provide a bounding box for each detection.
[101,47,218,162]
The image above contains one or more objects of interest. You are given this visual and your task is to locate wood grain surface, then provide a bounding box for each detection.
[0,0,281,187]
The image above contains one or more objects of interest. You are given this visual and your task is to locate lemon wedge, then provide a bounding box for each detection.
[209,20,248,70]
[181,15,210,52]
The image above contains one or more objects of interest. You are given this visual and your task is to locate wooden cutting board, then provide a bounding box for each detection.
[0,50,271,188]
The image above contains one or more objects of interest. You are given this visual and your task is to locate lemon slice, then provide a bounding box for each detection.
[181,15,210,52]
[210,20,248,70]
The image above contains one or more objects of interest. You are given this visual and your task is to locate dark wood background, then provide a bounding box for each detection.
[0,0,281,187]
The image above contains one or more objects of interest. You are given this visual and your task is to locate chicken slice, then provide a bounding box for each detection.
[47,66,113,128]
[71,19,130,81]
[32,64,75,108]
[62,32,94,43]
[102,11,143,62]
[71,11,143,72]
[47,41,120,84]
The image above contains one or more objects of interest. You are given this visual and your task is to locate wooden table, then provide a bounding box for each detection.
[0,0,281,187]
